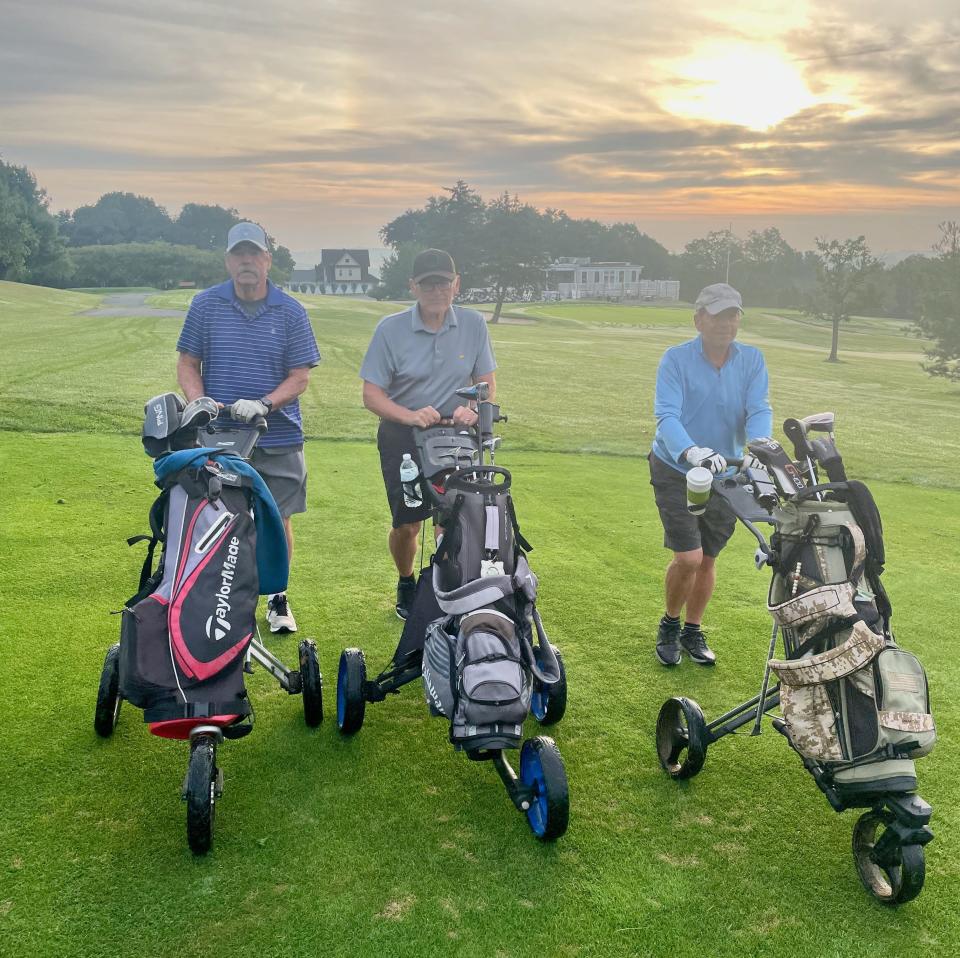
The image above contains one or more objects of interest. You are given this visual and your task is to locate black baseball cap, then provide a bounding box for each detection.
[411,248,456,282]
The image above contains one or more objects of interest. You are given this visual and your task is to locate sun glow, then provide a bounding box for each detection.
[661,44,818,130]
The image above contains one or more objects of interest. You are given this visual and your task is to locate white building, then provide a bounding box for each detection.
[544,257,679,302]
[283,249,379,295]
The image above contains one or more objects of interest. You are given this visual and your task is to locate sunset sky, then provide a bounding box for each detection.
[3,0,958,262]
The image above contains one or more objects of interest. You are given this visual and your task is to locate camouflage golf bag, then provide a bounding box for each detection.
[766,483,935,795]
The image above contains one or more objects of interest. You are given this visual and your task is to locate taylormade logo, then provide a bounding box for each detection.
[205,536,241,642]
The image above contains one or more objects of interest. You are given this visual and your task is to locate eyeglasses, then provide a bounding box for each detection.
[417,278,453,291]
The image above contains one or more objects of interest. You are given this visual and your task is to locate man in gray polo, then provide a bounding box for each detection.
[360,248,497,619]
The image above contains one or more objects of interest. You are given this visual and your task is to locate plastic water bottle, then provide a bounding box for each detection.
[399,453,422,508]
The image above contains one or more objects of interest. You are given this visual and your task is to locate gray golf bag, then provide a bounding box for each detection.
[417,431,561,753]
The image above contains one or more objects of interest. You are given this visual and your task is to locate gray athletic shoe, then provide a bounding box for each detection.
[680,627,716,666]
[655,618,682,666]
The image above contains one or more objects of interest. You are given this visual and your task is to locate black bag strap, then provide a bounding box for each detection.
[125,487,170,598]
[791,616,861,660]
[506,496,532,553]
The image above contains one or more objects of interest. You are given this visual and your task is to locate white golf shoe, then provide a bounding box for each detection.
[266,593,297,634]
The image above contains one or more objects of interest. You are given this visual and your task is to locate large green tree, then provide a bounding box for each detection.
[479,193,549,323]
[381,180,486,289]
[0,158,72,285]
[61,191,175,246]
[915,221,960,382]
[808,235,881,362]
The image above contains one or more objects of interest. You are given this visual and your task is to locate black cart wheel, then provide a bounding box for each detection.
[519,736,569,841]
[336,648,367,735]
[94,643,122,737]
[185,735,219,855]
[852,811,926,905]
[656,697,708,780]
[299,639,323,727]
[531,645,567,726]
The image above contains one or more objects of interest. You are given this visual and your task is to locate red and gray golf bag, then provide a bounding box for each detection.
[118,393,287,738]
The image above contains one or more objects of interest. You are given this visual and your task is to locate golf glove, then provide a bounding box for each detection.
[740,453,765,473]
[231,398,269,422]
[684,446,727,475]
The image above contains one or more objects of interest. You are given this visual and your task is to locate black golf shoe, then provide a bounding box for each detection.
[395,576,417,620]
[655,617,682,666]
[680,627,717,666]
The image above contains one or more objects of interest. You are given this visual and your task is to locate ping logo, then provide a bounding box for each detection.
[153,402,165,430]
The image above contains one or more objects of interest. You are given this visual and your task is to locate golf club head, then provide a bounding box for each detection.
[142,392,185,457]
[801,411,835,434]
[747,438,807,496]
[179,396,218,432]
[782,418,814,461]
[455,382,490,402]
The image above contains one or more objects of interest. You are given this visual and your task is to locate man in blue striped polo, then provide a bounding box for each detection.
[176,222,321,634]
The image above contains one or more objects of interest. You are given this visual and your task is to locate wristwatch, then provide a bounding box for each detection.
[260,397,274,412]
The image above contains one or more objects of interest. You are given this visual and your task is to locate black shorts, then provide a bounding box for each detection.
[377,421,433,529]
[648,452,736,557]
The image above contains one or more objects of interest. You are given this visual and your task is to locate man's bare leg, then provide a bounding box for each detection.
[664,548,704,617]
[389,522,421,578]
[684,554,716,625]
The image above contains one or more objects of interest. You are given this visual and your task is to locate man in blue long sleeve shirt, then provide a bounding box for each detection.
[649,283,772,666]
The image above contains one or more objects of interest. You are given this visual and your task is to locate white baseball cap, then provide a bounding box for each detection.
[226,222,269,252]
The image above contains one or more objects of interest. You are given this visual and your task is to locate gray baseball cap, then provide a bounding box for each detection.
[695,282,743,314]
[226,222,269,252]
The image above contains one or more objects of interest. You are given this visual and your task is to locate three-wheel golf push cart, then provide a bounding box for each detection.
[656,413,935,904]
[94,394,323,854]
[336,384,571,840]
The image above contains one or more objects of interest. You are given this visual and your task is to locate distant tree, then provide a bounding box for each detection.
[0,158,72,285]
[808,235,881,362]
[378,242,423,298]
[381,181,486,289]
[479,193,549,323]
[915,221,960,382]
[679,229,742,301]
[62,192,174,246]
[173,203,241,250]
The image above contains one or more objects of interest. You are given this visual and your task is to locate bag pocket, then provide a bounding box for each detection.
[767,581,857,628]
[458,623,528,727]
[876,648,936,758]
[118,595,178,708]
[770,621,884,762]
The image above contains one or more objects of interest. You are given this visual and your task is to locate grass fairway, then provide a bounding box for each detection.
[1,282,958,957]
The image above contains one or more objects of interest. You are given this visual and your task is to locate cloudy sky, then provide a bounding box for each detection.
[3,0,958,261]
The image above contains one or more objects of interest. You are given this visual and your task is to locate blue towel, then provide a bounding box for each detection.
[154,449,289,595]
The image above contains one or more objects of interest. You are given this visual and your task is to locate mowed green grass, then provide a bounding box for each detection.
[1,281,958,958]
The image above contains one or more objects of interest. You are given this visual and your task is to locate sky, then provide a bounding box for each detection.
[3,0,959,264]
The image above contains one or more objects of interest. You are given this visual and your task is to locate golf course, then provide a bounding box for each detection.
[1,280,957,957]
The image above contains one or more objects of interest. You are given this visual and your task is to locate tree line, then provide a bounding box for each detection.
[1,159,957,379]
[0,156,293,289]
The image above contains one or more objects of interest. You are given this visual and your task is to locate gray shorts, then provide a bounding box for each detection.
[251,446,307,518]
[648,452,736,557]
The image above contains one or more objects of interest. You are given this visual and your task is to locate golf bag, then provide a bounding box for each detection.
[420,467,560,752]
[118,394,287,731]
[767,483,935,794]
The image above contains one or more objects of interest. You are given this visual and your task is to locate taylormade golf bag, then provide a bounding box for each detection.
[118,393,287,730]
[420,466,560,752]
[766,482,936,794]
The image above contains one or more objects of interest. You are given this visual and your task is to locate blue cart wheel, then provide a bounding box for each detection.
[531,645,567,725]
[336,648,367,734]
[519,736,569,841]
